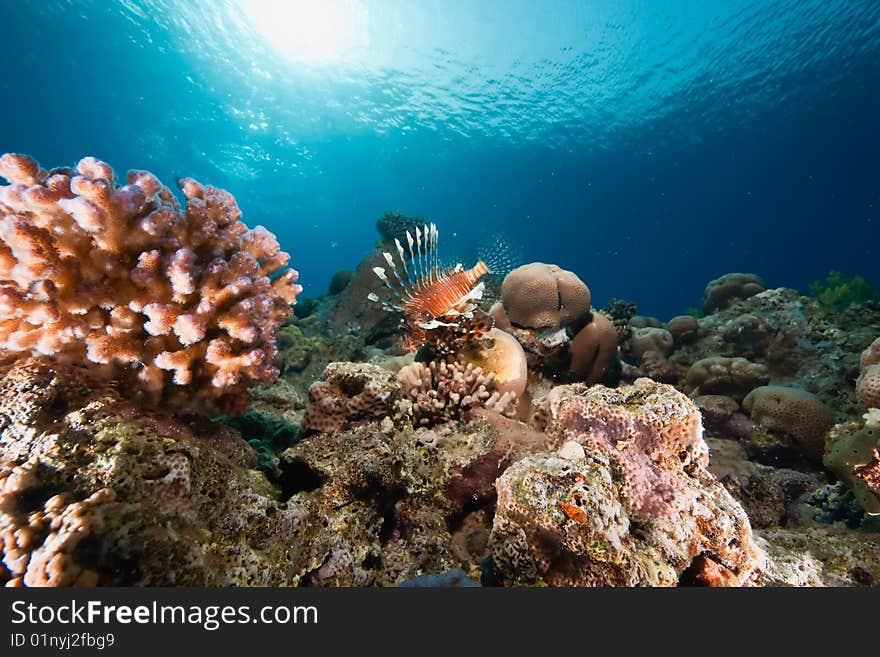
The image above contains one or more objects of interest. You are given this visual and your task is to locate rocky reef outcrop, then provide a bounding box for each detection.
[490,379,763,586]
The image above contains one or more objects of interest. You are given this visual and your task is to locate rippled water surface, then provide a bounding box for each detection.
[2,0,878,315]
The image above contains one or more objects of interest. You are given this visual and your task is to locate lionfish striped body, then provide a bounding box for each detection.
[369,223,491,352]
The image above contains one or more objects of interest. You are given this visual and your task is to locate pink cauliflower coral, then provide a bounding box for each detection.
[0,153,302,413]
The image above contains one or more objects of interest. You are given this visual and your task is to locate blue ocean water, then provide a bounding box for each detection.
[1,0,878,318]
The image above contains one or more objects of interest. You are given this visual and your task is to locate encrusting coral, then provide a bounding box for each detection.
[302,362,398,433]
[0,153,301,412]
[489,378,763,586]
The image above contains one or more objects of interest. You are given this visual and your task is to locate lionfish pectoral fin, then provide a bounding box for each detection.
[457,281,485,305]
[417,319,459,330]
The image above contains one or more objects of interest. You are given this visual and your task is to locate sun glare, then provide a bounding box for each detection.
[239,0,366,64]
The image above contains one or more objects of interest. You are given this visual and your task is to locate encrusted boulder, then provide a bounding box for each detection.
[488,379,764,586]
[0,357,295,586]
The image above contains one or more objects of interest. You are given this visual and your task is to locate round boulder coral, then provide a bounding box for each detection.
[666,315,698,343]
[457,328,528,396]
[743,385,835,461]
[686,356,769,400]
[630,327,674,361]
[568,312,618,383]
[857,338,880,409]
[500,262,591,330]
[702,273,766,314]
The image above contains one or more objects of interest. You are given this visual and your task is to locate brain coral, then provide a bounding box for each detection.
[857,337,880,409]
[743,385,835,461]
[702,273,766,314]
[0,153,301,412]
[500,262,591,330]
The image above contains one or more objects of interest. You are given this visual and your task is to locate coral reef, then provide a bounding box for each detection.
[0,355,538,586]
[671,287,878,413]
[702,273,766,314]
[5,185,880,593]
[0,357,294,585]
[0,153,301,413]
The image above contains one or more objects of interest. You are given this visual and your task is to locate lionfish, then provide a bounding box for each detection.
[369,223,492,352]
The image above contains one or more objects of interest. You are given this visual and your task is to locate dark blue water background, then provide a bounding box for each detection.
[2,0,878,317]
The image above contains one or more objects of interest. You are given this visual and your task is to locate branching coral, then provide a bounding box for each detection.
[0,153,301,413]
[398,360,517,426]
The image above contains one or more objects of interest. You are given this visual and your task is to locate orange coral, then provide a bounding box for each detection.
[0,153,301,412]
